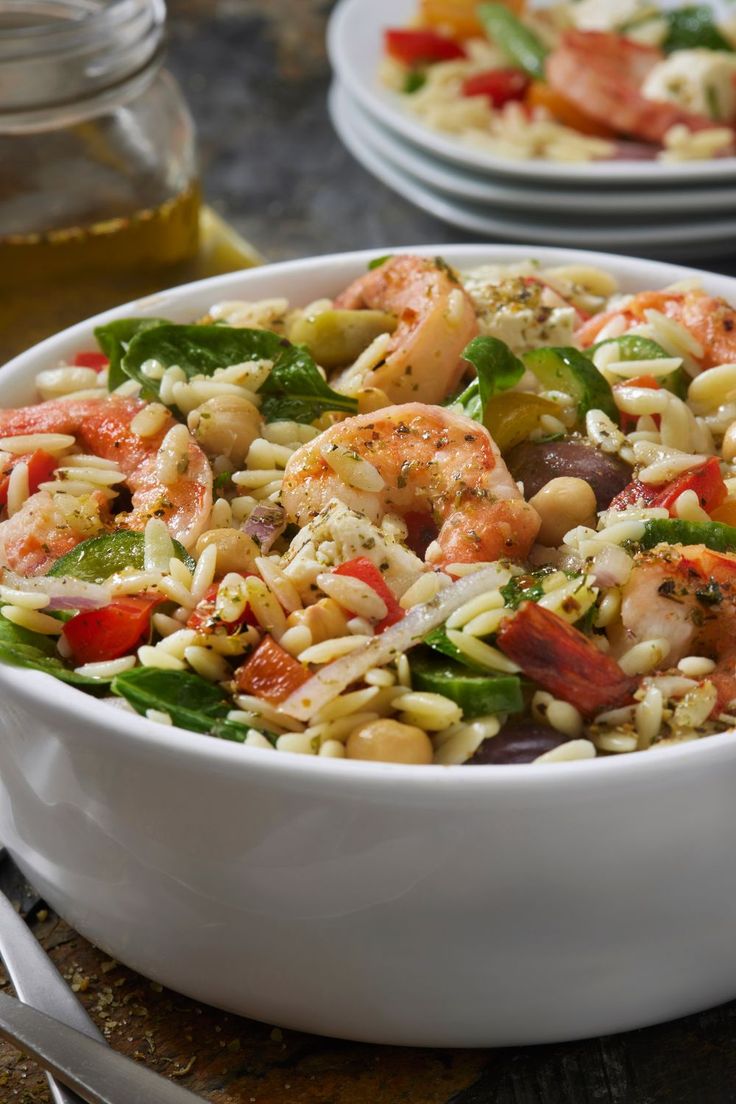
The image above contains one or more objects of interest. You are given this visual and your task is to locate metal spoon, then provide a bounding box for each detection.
[0,883,203,1103]
[0,990,204,1103]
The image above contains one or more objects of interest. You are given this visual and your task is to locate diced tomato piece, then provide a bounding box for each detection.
[608,479,660,512]
[651,457,727,515]
[385,28,465,66]
[614,374,661,433]
[63,596,162,665]
[234,635,310,704]
[0,449,57,508]
[73,351,109,371]
[333,557,404,632]
[461,68,529,108]
[496,601,638,718]
[186,582,257,633]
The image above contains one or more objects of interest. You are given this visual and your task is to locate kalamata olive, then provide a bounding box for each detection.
[467,721,568,765]
[506,438,631,511]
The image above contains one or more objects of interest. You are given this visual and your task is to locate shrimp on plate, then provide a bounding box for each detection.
[618,544,736,714]
[576,287,736,370]
[281,402,540,568]
[546,32,727,146]
[0,395,212,575]
[332,255,479,405]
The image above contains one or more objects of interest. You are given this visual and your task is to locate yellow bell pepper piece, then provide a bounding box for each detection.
[483,392,560,453]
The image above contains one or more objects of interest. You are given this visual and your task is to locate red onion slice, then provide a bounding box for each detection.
[1,571,112,611]
[278,564,513,721]
[242,504,286,554]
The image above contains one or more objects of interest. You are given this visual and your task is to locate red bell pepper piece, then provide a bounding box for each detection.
[612,456,727,516]
[651,457,727,515]
[461,68,529,108]
[62,596,162,665]
[496,601,638,719]
[73,351,109,371]
[0,449,57,508]
[385,28,465,65]
[234,635,310,704]
[333,557,404,632]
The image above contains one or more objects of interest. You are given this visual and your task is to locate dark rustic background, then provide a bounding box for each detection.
[3,2,736,1101]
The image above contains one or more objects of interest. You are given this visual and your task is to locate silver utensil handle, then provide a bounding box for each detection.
[0,991,204,1104]
[0,887,102,1104]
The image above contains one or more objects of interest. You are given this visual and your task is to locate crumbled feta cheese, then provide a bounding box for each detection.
[280,500,425,599]
[462,275,577,354]
[642,49,736,122]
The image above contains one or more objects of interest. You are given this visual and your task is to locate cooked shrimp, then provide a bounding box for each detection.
[281,403,540,567]
[0,395,212,574]
[546,32,724,145]
[332,255,479,405]
[577,288,736,370]
[618,545,736,712]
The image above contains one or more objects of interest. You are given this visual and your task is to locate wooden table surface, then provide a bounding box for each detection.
[4,2,736,1101]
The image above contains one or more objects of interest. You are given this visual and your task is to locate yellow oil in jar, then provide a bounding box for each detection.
[0,182,204,362]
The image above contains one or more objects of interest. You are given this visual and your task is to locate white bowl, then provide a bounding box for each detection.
[329,0,736,186]
[3,245,736,1047]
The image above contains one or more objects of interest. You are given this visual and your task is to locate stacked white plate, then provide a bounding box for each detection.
[327,0,736,259]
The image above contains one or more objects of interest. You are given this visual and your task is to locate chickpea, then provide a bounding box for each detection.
[187,395,262,466]
[286,598,348,645]
[529,476,597,546]
[723,421,736,463]
[196,528,259,576]
[357,387,391,415]
[346,719,433,765]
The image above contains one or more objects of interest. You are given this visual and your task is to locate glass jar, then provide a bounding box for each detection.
[0,0,201,360]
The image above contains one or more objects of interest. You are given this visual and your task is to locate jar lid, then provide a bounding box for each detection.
[0,0,166,129]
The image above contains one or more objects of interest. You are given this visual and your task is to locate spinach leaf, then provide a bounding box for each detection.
[664,6,734,54]
[451,336,525,422]
[258,343,358,423]
[121,323,357,424]
[111,667,276,743]
[0,613,107,689]
[94,318,167,391]
[48,531,195,584]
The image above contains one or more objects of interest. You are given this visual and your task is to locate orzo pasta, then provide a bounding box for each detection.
[380,1,736,163]
[4,251,736,765]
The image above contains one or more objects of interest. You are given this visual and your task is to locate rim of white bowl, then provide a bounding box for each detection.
[2,242,736,789]
[328,0,736,186]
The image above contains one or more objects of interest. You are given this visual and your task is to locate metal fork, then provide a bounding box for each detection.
[0,864,203,1104]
